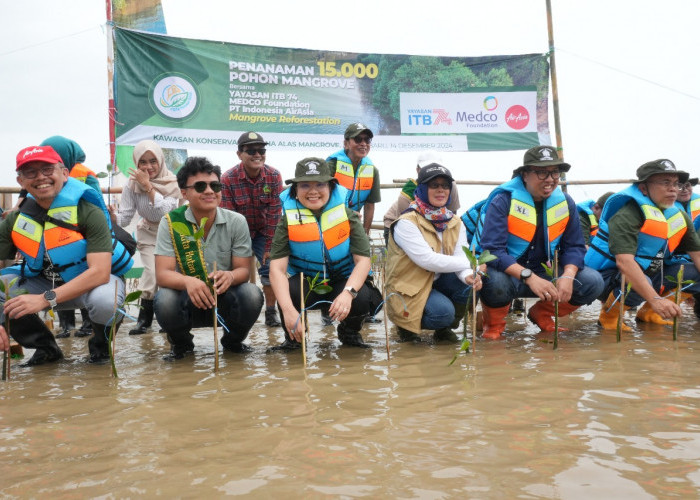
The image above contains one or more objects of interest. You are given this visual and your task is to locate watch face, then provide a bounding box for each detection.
[44,291,56,300]
[521,269,532,280]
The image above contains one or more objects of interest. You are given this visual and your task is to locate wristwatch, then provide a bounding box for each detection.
[519,269,533,282]
[44,290,58,308]
[343,286,358,299]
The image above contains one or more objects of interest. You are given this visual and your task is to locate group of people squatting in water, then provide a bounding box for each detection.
[1,122,700,367]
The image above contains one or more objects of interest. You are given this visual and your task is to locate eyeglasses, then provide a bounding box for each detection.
[528,168,561,180]
[297,182,329,191]
[427,181,451,190]
[648,180,682,190]
[243,148,266,156]
[351,136,372,145]
[679,182,693,191]
[185,181,223,193]
[19,164,60,179]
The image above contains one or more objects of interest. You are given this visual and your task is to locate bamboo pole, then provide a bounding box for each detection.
[213,262,219,373]
[553,250,559,350]
[300,273,306,366]
[381,266,390,361]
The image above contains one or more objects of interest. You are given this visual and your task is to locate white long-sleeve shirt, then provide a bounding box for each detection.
[117,186,179,226]
[393,218,473,283]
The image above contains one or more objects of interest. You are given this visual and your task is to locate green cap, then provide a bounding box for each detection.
[285,157,337,185]
[635,159,689,184]
[344,122,374,139]
[518,145,571,172]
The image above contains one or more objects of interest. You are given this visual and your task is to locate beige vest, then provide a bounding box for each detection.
[385,211,461,332]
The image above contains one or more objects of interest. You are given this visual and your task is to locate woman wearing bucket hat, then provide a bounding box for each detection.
[268,157,382,350]
[385,163,482,343]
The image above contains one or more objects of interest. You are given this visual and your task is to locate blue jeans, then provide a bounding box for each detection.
[0,273,126,325]
[599,263,700,307]
[480,265,604,308]
[251,233,271,286]
[154,282,263,347]
[421,273,472,330]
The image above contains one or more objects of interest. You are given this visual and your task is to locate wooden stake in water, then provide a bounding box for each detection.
[381,266,390,361]
[2,278,10,381]
[617,275,626,343]
[213,262,219,373]
[471,250,477,352]
[672,265,684,342]
[300,272,307,366]
[553,250,559,350]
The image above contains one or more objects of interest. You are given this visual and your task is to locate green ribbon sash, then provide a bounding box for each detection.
[166,206,211,286]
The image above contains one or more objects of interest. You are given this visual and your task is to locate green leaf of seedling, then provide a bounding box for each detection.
[13,289,28,296]
[462,246,478,268]
[665,276,678,284]
[9,278,17,289]
[0,281,4,294]
[314,285,333,295]
[477,249,497,265]
[541,262,553,277]
[171,222,193,237]
[125,290,143,304]
[681,279,695,286]
[96,172,109,178]
[448,338,471,366]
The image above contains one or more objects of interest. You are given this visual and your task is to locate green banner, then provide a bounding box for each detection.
[114,27,550,152]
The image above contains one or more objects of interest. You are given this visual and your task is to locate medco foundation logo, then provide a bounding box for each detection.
[150,73,200,121]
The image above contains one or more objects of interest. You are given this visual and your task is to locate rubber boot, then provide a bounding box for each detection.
[450,302,468,330]
[266,332,302,352]
[337,318,370,348]
[598,292,631,331]
[75,308,93,337]
[128,298,154,335]
[221,333,252,353]
[56,310,76,338]
[163,330,195,361]
[527,300,580,332]
[636,291,692,325]
[481,304,510,339]
[694,292,700,319]
[9,314,63,366]
[397,326,422,343]
[264,306,282,327]
[88,322,120,363]
[433,327,459,343]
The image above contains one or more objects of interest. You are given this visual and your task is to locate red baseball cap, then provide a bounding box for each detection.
[16,145,63,171]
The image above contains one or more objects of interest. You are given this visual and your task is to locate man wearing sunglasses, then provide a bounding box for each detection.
[154,156,264,360]
[221,132,283,328]
[0,145,134,366]
[473,145,603,338]
[327,123,381,235]
[586,160,700,328]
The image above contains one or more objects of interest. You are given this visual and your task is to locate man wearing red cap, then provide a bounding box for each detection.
[0,146,133,366]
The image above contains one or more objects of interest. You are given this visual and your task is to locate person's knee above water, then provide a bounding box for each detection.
[268,157,381,351]
[110,140,182,336]
[220,132,284,327]
[474,145,604,339]
[0,145,134,366]
[585,159,700,329]
[153,156,263,360]
[385,163,482,343]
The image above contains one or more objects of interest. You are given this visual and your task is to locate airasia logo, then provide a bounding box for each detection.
[505,105,530,130]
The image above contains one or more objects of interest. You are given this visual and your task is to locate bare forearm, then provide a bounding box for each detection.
[616,255,659,301]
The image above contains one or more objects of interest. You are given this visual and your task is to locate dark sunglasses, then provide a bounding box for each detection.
[185,181,223,193]
[528,168,561,180]
[427,181,451,190]
[243,148,266,156]
[351,136,372,144]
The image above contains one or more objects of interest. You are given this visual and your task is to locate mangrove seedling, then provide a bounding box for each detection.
[0,277,28,381]
[666,265,694,341]
[460,247,497,355]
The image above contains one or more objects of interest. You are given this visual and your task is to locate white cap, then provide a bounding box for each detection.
[417,151,443,169]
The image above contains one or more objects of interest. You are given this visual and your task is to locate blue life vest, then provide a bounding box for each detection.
[327,150,375,211]
[576,200,599,237]
[667,193,700,264]
[281,184,354,280]
[6,178,133,281]
[585,185,687,271]
[474,177,569,261]
[460,199,487,249]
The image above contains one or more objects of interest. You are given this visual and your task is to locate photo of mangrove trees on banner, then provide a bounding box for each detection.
[114,27,551,154]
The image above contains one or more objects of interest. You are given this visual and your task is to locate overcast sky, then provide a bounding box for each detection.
[1,0,698,213]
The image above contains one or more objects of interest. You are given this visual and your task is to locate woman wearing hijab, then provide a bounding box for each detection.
[39,135,101,338]
[385,163,482,343]
[110,140,181,335]
[268,157,382,350]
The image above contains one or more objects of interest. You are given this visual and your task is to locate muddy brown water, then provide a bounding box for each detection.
[2,301,700,498]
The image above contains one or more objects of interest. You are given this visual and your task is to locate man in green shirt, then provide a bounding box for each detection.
[0,145,133,366]
[585,159,700,329]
